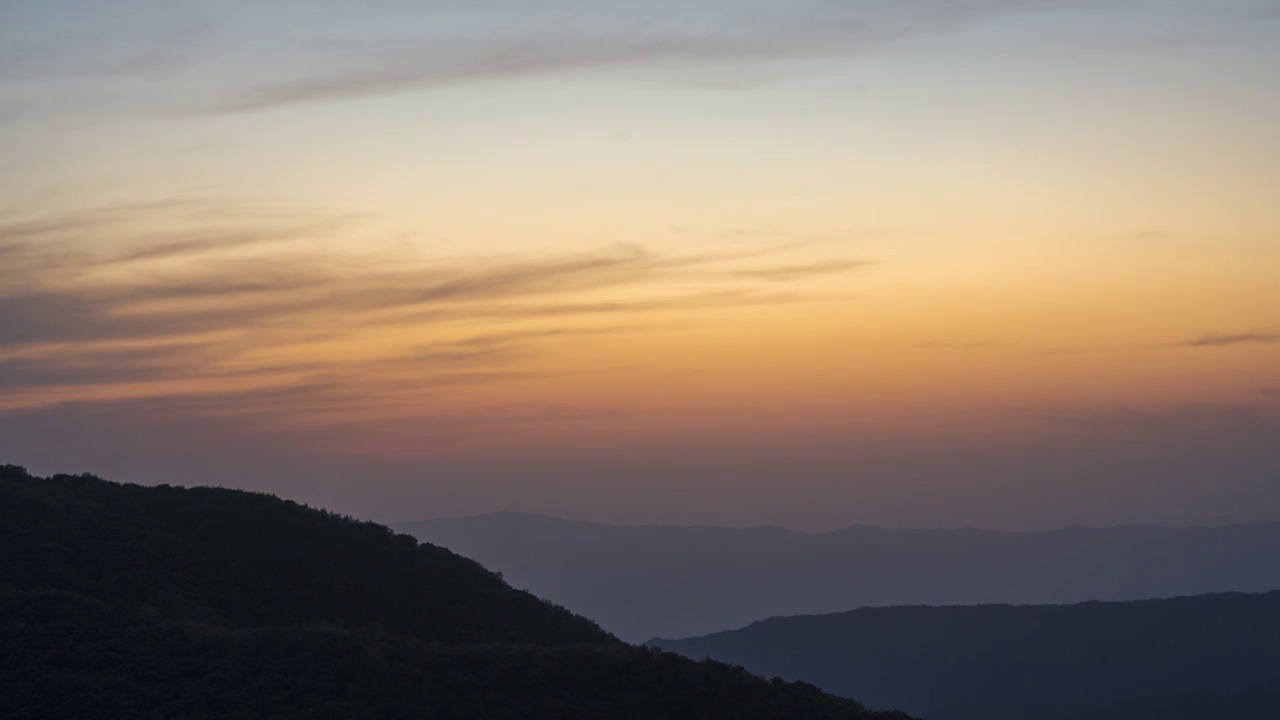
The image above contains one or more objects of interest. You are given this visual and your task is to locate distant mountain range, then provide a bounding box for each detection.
[0,466,909,719]
[396,512,1280,641]
[650,592,1280,720]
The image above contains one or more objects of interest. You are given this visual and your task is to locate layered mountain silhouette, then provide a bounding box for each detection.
[651,592,1280,720]
[397,512,1280,641]
[0,466,910,719]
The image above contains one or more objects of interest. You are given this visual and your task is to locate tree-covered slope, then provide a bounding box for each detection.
[0,466,609,648]
[651,593,1280,720]
[0,466,910,720]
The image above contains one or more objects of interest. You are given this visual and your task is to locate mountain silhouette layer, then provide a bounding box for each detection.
[397,511,1280,640]
[0,466,910,720]
[651,592,1280,720]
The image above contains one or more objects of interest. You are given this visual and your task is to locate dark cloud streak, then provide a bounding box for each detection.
[917,340,1005,350]
[1039,401,1280,438]
[197,0,1085,113]
[1179,332,1280,348]
[0,202,843,421]
[735,259,872,281]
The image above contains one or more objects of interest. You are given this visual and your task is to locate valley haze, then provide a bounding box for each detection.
[397,512,1280,641]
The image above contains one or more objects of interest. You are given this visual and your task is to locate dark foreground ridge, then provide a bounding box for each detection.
[651,592,1280,720]
[0,465,911,720]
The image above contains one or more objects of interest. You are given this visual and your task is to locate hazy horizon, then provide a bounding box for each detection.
[398,508,1280,640]
[397,509,1280,534]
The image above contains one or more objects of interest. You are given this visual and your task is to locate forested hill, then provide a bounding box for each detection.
[1,466,610,648]
[651,593,1280,720]
[0,465,911,720]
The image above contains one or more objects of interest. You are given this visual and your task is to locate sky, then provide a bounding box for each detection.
[1,0,1278,530]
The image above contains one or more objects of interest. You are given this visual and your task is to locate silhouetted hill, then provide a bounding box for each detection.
[650,592,1280,720]
[0,466,910,720]
[397,512,1280,640]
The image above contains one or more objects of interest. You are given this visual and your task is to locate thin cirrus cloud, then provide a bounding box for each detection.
[11,1,1267,122]
[0,345,207,391]
[1039,401,1280,437]
[735,259,874,281]
[0,200,867,429]
[109,222,351,263]
[916,340,1006,350]
[1178,332,1280,348]
[0,0,1091,115]
[199,0,1081,113]
[0,200,363,283]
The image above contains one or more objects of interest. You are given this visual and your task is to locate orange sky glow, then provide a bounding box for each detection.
[2,0,1278,529]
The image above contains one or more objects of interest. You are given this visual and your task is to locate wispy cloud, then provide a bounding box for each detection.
[1040,401,1280,437]
[1178,332,1280,348]
[7,0,1267,124]
[0,200,360,286]
[111,226,332,263]
[0,199,218,241]
[917,340,1005,350]
[0,200,853,428]
[735,259,873,282]
[190,0,1082,113]
[394,289,807,325]
[0,343,208,390]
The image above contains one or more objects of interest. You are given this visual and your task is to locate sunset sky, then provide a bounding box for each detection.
[2,0,1278,530]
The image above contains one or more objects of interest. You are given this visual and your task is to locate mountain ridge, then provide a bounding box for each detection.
[648,590,1280,645]
[649,591,1280,720]
[0,465,910,720]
